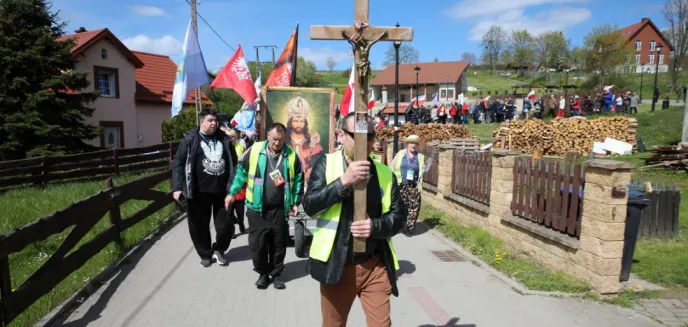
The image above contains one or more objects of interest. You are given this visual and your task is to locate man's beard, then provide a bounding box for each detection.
[294,127,304,134]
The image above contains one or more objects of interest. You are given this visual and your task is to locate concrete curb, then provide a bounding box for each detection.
[422,223,589,299]
[35,212,188,327]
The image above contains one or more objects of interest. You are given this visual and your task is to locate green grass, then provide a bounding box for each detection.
[465,70,523,94]
[420,205,591,293]
[2,171,179,327]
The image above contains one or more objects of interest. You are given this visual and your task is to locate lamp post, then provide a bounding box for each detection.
[651,44,663,112]
[564,68,570,103]
[639,63,646,103]
[393,23,401,155]
[445,75,449,102]
[414,66,421,117]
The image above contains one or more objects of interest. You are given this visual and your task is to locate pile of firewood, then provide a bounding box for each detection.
[493,117,638,156]
[376,124,472,142]
[643,146,688,171]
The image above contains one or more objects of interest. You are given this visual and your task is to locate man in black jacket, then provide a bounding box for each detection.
[303,112,406,327]
[173,109,239,267]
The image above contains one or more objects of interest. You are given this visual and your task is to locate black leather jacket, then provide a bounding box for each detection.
[172,127,238,199]
[303,154,406,296]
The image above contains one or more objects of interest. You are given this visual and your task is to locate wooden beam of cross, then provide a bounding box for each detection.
[310,0,413,253]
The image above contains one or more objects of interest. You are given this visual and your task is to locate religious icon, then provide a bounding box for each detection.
[263,87,335,183]
[355,112,368,134]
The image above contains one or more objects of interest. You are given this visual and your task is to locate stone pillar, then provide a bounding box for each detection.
[382,86,388,104]
[436,145,457,194]
[579,160,634,294]
[488,150,520,227]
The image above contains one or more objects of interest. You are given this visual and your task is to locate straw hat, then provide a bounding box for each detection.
[404,135,420,143]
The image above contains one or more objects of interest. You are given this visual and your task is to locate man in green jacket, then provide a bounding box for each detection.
[226,123,304,289]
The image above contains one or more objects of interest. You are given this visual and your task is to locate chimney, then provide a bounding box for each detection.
[74,27,87,33]
[641,18,650,23]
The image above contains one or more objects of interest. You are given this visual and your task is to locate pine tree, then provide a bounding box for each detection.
[0,0,100,160]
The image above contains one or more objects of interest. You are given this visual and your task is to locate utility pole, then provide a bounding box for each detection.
[191,0,201,126]
[682,84,688,148]
[254,45,277,84]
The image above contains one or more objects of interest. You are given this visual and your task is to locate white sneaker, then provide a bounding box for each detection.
[213,251,229,266]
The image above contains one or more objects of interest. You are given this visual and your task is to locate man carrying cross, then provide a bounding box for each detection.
[303,113,406,327]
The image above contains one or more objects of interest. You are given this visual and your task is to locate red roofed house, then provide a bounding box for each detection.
[370,61,470,116]
[618,18,673,74]
[57,27,210,149]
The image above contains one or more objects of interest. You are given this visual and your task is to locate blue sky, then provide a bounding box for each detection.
[51,0,667,71]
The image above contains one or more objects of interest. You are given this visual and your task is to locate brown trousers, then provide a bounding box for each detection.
[320,255,392,327]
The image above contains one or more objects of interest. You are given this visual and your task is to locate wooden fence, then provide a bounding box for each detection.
[421,145,439,187]
[0,170,177,326]
[452,150,492,205]
[511,157,585,237]
[0,142,179,190]
[631,180,681,239]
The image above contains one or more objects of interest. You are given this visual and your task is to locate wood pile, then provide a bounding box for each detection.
[643,146,688,171]
[376,124,472,143]
[493,117,637,156]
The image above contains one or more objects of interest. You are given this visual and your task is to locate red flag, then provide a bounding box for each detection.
[368,89,375,110]
[265,24,299,87]
[210,45,257,105]
[339,64,355,116]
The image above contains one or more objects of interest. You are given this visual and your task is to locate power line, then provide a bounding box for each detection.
[185,0,235,52]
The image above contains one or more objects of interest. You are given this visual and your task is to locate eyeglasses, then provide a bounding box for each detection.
[341,129,376,141]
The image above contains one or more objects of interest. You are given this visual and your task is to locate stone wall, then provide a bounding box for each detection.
[391,141,633,294]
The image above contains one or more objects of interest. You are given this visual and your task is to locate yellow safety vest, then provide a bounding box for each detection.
[309,150,399,270]
[393,150,425,185]
[233,142,245,158]
[245,141,297,208]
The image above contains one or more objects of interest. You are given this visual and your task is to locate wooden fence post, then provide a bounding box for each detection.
[0,250,10,327]
[168,142,174,190]
[113,149,119,176]
[106,178,124,248]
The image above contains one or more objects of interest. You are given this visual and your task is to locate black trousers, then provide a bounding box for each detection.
[247,207,288,277]
[186,192,234,259]
[230,200,246,232]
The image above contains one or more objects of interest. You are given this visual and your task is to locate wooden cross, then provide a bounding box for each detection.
[310,0,413,253]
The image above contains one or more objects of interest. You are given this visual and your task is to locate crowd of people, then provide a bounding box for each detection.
[172,109,431,327]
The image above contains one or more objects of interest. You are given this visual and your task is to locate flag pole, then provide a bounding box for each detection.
[191,0,200,126]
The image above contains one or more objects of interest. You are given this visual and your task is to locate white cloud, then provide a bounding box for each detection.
[122,35,182,56]
[131,5,170,17]
[444,0,591,41]
[299,47,351,69]
[467,7,591,40]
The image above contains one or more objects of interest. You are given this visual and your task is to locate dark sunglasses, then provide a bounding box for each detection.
[341,129,376,141]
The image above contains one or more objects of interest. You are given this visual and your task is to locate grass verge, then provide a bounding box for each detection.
[420,205,590,293]
[2,170,180,327]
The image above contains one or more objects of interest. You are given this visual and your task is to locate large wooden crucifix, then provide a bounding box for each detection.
[310,1,413,253]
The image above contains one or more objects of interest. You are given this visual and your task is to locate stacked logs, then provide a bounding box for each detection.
[493,117,638,156]
[375,124,472,142]
[643,146,688,171]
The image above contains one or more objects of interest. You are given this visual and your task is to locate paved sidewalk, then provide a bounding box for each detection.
[51,220,660,327]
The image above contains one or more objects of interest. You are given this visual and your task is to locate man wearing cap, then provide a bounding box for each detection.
[303,112,406,327]
[390,135,428,235]
[285,96,324,181]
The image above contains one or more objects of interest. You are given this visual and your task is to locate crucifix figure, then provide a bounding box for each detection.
[310,0,413,253]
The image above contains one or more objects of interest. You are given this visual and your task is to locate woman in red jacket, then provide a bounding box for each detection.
[572,95,581,116]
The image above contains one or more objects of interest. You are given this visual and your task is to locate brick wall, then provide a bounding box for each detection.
[393,142,634,294]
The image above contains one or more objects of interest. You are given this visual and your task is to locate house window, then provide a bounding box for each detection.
[440,90,447,98]
[447,89,455,99]
[635,55,640,64]
[650,41,656,51]
[649,54,655,65]
[659,54,665,65]
[635,41,642,51]
[93,66,119,98]
[101,49,108,59]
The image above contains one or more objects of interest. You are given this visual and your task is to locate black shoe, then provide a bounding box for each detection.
[256,274,270,289]
[239,224,246,234]
[213,251,229,266]
[200,258,212,267]
[272,276,286,290]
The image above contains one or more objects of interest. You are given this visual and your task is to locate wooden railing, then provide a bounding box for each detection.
[631,179,681,239]
[0,142,179,190]
[0,170,177,326]
[421,145,439,186]
[452,151,492,205]
[511,157,585,237]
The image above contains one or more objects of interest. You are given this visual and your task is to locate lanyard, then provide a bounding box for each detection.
[267,150,283,172]
[199,133,216,150]
[406,152,416,167]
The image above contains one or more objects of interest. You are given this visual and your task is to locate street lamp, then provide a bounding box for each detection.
[393,23,401,155]
[651,44,663,112]
[414,66,421,118]
[639,63,646,103]
[445,75,449,102]
[564,68,570,107]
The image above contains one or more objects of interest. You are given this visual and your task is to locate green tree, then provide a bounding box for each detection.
[535,31,570,81]
[583,24,631,82]
[481,25,508,75]
[508,30,536,74]
[295,56,318,87]
[0,0,101,160]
